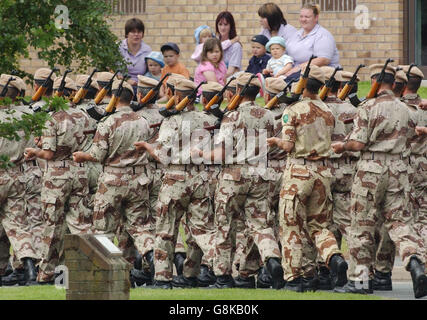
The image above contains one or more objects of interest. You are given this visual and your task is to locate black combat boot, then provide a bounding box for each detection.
[408,256,427,299]
[2,268,25,286]
[335,279,373,294]
[211,275,234,289]
[266,257,284,289]
[4,262,13,277]
[256,266,272,288]
[173,252,186,276]
[318,266,333,290]
[172,274,198,288]
[197,265,216,287]
[283,277,303,292]
[372,270,392,291]
[234,275,256,289]
[23,258,38,286]
[130,268,153,287]
[149,280,172,289]
[328,254,348,287]
[134,252,143,270]
[302,276,319,292]
[144,250,155,281]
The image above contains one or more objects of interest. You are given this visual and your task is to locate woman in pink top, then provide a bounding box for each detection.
[194,38,227,95]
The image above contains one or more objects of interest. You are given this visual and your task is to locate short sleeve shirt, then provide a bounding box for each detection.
[266,54,294,76]
[260,23,298,44]
[223,42,243,70]
[119,39,152,82]
[194,61,227,95]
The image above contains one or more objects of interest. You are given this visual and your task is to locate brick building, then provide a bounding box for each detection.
[19,0,427,83]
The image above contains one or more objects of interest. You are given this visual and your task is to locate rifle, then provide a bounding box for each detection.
[159,81,206,117]
[319,66,343,101]
[30,68,58,104]
[405,63,417,79]
[0,77,16,98]
[94,70,120,105]
[337,64,365,101]
[209,75,257,120]
[264,78,298,109]
[204,76,235,111]
[73,69,98,104]
[54,69,72,97]
[105,76,127,113]
[350,59,394,107]
[131,72,171,111]
[294,55,316,96]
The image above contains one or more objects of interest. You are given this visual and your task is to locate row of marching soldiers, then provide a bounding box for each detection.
[0,61,425,298]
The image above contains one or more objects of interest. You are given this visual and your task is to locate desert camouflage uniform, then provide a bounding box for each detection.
[213,101,281,277]
[153,109,216,282]
[347,90,426,282]
[279,97,342,281]
[0,106,39,269]
[37,104,93,282]
[89,106,154,263]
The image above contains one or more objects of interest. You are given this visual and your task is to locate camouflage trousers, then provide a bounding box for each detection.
[154,165,215,282]
[348,156,426,282]
[279,159,341,281]
[411,154,427,246]
[213,165,280,276]
[86,161,102,210]
[93,166,154,259]
[37,161,92,282]
[0,167,38,264]
[0,224,10,275]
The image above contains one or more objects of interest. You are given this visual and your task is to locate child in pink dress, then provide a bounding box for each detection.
[194,38,227,96]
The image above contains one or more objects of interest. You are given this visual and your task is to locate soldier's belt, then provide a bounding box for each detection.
[326,156,359,168]
[361,152,406,161]
[47,159,83,168]
[168,164,208,172]
[267,159,286,168]
[0,163,24,172]
[288,157,327,166]
[103,165,147,175]
[148,161,166,171]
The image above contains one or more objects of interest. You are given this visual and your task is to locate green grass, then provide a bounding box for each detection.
[0,285,382,300]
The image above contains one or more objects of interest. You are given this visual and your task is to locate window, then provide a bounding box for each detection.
[107,0,146,15]
[406,0,427,78]
[301,0,357,12]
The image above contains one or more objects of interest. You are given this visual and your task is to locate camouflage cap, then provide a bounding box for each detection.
[137,75,159,88]
[112,79,134,96]
[301,65,325,84]
[53,76,77,91]
[236,72,261,87]
[0,74,26,92]
[96,72,115,83]
[34,68,56,81]
[340,71,360,82]
[76,74,100,90]
[201,81,223,93]
[264,77,286,94]
[320,66,344,82]
[400,65,424,78]
[369,64,396,78]
[166,73,186,87]
[395,69,408,84]
[174,78,196,91]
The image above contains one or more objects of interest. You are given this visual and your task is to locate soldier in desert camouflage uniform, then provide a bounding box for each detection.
[268,66,348,292]
[24,74,93,283]
[0,75,40,286]
[198,72,282,289]
[332,64,427,299]
[73,80,155,280]
[135,78,216,289]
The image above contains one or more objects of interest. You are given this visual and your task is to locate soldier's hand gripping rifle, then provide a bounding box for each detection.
[264,78,298,109]
[319,66,343,101]
[349,59,394,107]
[105,76,127,113]
[72,69,98,104]
[204,76,236,112]
[337,64,365,101]
[30,68,59,108]
[131,72,171,112]
[0,76,16,99]
[159,81,206,118]
[53,69,72,98]
[209,74,257,120]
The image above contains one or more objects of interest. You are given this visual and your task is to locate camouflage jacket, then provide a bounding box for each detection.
[268,102,288,161]
[89,106,150,167]
[0,105,28,165]
[281,97,335,160]
[401,93,426,156]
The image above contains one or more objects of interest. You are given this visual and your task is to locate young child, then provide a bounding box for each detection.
[194,38,227,95]
[191,25,239,64]
[262,36,294,79]
[246,35,271,75]
[160,42,190,79]
[144,51,164,81]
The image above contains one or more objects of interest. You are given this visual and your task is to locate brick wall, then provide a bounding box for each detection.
[19,0,406,88]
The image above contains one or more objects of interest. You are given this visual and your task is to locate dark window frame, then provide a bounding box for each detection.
[301,0,357,12]
[108,0,146,15]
